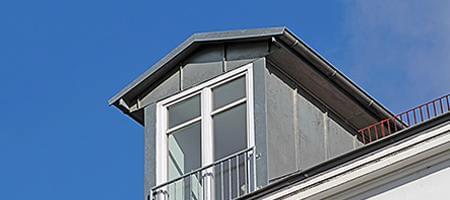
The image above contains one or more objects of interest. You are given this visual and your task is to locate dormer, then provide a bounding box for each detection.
[109,27,396,200]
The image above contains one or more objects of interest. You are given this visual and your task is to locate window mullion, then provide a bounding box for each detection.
[201,87,214,165]
[246,69,255,148]
[201,87,214,200]
[156,102,168,185]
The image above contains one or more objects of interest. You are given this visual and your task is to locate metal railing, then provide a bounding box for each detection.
[358,94,450,144]
[151,147,256,200]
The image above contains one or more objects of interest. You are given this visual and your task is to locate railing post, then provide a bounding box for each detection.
[251,148,257,192]
[153,190,168,200]
[203,168,214,200]
[445,95,450,111]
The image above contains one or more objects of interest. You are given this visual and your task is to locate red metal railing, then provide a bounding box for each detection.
[358,94,450,144]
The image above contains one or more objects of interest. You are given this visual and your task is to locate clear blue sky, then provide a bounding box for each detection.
[1,0,448,199]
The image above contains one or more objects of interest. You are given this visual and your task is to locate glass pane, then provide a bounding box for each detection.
[168,122,202,180]
[168,121,202,200]
[213,76,246,110]
[213,103,247,161]
[167,174,203,200]
[168,95,201,128]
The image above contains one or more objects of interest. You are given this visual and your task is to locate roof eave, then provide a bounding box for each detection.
[108,27,287,107]
[108,26,396,127]
[277,28,397,123]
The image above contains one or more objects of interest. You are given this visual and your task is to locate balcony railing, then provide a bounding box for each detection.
[151,147,256,200]
[358,94,450,144]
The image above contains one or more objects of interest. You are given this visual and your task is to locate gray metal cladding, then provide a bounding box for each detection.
[182,62,223,89]
[144,105,157,199]
[265,64,297,180]
[326,116,355,158]
[140,70,180,108]
[227,41,269,61]
[184,45,224,64]
[264,61,359,181]
[296,93,326,170]
[252,58,269,188]
[139,41,271,108]
[225,59,255,71]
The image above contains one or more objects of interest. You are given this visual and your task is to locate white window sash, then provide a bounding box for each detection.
[155,63,255,186]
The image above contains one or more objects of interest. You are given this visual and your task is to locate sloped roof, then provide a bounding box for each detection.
[108,27,286,106]
[109,27,395,126]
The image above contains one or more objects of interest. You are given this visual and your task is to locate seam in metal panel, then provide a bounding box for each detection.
[293,88,300,170]
[273,37,394,123]
[223,44,227,72]
[223,61,227,72]
[324,112,329,160]
[268,38,273,53]
[266,58,358,133]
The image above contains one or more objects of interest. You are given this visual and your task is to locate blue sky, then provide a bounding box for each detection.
[0,0,448,199]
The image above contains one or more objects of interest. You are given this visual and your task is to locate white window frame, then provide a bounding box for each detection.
[155,63,255,186]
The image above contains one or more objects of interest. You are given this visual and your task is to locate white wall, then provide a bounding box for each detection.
[368,159,450,200]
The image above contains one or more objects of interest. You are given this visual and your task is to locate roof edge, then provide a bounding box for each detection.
[108,27,287,106]
[278,28,397,121]
[109,26,397,127]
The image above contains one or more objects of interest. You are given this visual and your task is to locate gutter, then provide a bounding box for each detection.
[278,28,396,121]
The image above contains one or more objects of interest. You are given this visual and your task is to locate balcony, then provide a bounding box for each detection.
[151,147,256,200]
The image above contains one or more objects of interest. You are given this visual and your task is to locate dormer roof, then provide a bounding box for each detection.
[109,27,395,126]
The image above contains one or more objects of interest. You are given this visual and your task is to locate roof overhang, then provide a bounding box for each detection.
[109,27,396,125]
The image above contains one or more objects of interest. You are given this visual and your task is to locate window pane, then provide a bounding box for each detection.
[168,95,201,128]
[168,121,202,180]
[213,103,247,161]
[212,76,246,110]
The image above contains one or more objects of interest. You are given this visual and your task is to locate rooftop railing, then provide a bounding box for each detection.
[150,147,256,200]
[358,94,450,144]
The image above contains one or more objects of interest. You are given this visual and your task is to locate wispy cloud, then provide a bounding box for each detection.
[342,0,450,112]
